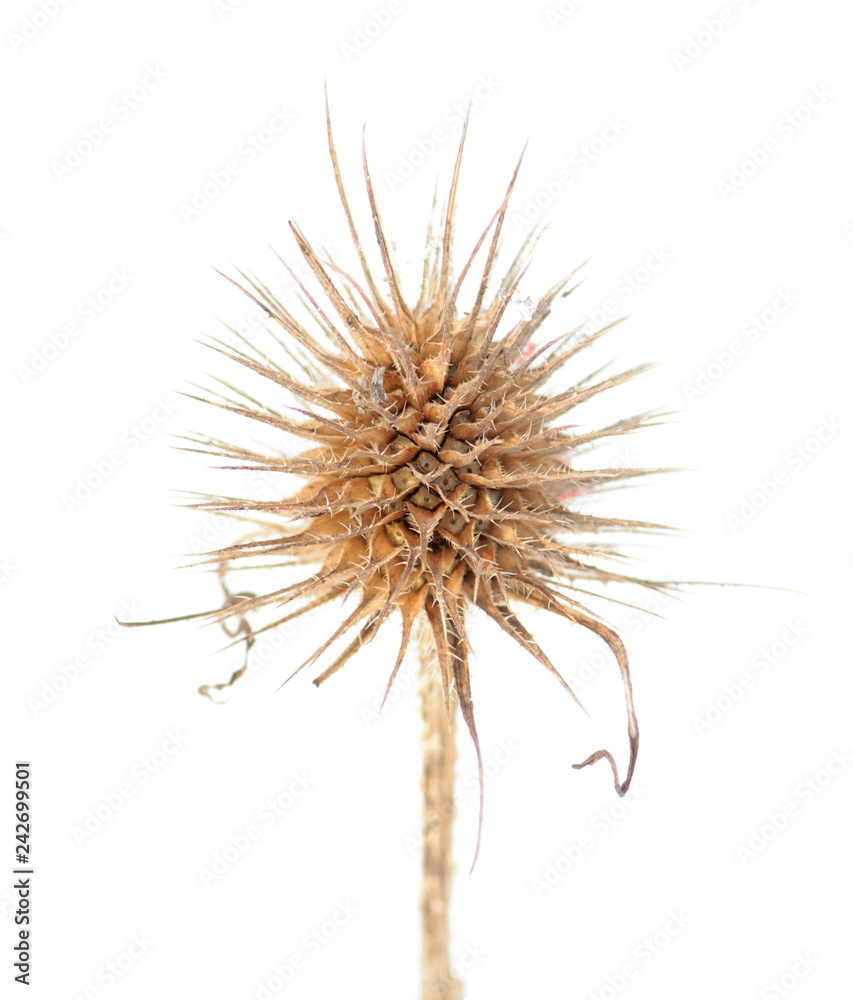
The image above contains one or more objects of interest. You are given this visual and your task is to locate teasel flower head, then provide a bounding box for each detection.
[168,102,673,863]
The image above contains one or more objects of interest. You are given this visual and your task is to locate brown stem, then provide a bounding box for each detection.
[419,629,463,1000]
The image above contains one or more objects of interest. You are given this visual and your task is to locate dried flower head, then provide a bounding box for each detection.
[159,103,672,859]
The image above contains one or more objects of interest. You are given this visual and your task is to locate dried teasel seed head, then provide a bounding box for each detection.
[152,102,675,864]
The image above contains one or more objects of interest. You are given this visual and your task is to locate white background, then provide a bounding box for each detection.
[3,1,851,998]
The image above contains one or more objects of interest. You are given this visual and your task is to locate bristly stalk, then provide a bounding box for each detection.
[419,622,462,1000]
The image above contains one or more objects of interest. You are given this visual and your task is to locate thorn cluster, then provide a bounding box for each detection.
[174,103,673,861]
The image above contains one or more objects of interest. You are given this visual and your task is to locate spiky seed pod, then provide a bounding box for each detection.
[176,106,671,859]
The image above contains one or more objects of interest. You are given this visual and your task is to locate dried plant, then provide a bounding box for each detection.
[128,100,674,998]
